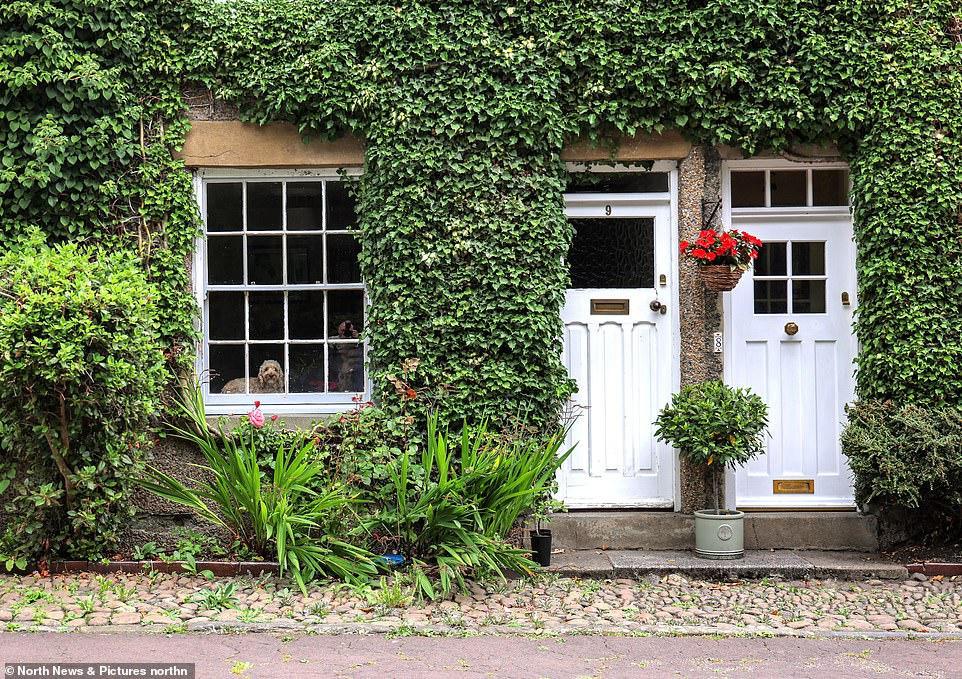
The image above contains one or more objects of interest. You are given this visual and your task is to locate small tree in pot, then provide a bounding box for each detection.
[654,381,769,559]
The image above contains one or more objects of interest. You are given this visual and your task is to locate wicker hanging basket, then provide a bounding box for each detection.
[699,265,745,292]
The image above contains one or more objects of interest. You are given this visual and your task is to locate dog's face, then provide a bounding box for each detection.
[258,360,284,390]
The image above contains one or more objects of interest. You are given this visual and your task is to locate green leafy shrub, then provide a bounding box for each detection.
[375,413,573,599]
[654,381,768,512]
[0,231,168,565]
[143,389,378,591]
[312,398,424,506]
[842,400,962,511]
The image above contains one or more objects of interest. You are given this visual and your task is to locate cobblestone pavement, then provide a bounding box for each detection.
[0,571,959,638]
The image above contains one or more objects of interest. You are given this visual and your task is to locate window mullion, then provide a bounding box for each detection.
[322,181,330,394]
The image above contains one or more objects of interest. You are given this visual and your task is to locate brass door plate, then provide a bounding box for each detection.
[773,479,815,494]
[591,299,629,315]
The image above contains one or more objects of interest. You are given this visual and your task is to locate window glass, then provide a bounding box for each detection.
[246,236,283,285]
[328,290,365,339]
[792,242,825,276]
[568,218,654,288]
[207,237,244,285]
[246,183,283,231]
[207,183,242,232]
[754,242,787,276]
[812,170,849,206]
[286,182,323,230]
[566,172,670,193]
[203,178,365,400]
[754,280,788,314]
[770,171,806,207]
[290,345,327,393]
[326,182,357,230]
[209,345,246,395]
[248,292,284,340]
[289,291,325,340]
[287,236,324,285]
[730,172,766,207]
[208,292,245,340]
[327,235,362,283]
[792,280,827,314]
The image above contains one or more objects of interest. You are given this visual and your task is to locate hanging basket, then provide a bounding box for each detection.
[699,265,745,292]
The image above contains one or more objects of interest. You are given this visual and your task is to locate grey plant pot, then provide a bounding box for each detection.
[694,509,745,560]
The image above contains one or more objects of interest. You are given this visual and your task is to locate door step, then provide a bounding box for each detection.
[545,549,907,580]
[541,511,878,552]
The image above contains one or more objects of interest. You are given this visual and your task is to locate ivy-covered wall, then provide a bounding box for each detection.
[3,0,961,426]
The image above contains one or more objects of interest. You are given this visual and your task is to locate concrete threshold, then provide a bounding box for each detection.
[546,549,909,581]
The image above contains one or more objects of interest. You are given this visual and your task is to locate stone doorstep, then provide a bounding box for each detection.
[546,549,909,581]
[542,511,879,552]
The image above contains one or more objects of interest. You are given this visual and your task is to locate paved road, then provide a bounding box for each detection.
[1,632,959,678]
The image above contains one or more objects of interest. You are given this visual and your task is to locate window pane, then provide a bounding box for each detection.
[329,343,364,392]
[249,345,286,393]
[327,234,362,283]
[249,292,284,340]
[208,292,245,340]
[246,182,282,231]
[791,242,825,276]
[287,182,323,231]
[770,171,806,207]
[754,242,787,276]
[328,291,364,339]
[568,218,654,288]
[247,236,283,285]
[326,182,357,230]
[287,236,324,285]
[792,280,826,314]
[566,172,669,193]
[754,280,788,314]
[207,183,242,232]
[812,169,849,206]
[209,345,246,394]
[207,236,244,285]
[289,291,325,340]
[289,345,326,393]
[730,172,765,207]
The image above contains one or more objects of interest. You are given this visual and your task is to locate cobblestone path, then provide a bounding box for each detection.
[0,571,958,637]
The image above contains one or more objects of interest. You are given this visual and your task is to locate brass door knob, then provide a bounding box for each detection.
[784,322,799,336]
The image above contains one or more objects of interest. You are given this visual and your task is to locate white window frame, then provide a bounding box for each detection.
[192,168,368,416]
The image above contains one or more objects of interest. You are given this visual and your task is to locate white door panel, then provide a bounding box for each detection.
[559,200,675,508]
[730,218,857,508]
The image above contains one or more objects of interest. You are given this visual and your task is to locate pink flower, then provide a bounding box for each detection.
[248,406,265,428]
[271,414,278,422]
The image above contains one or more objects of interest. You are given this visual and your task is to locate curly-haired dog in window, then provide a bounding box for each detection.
[221,359,285,394]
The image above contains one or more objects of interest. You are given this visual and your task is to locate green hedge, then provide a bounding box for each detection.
[0,232,168,564]
[842,400,962,536]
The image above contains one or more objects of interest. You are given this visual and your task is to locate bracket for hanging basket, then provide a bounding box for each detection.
[699,265,745,292]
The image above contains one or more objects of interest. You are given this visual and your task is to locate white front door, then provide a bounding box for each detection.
[728,213,857,508]
[559,197,675,508]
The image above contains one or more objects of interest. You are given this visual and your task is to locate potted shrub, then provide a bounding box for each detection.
[654,381,769,559]
[679,229,763,292]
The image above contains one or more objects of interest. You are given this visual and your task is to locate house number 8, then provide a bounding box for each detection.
[605,205,611,215]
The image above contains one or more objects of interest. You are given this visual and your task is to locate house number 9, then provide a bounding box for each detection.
[605,205,612,215]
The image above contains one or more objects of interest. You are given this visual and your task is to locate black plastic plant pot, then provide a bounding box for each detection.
[529,529,552,567]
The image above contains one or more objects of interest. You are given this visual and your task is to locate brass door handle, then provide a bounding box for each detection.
[649,299,667,315]
[784,322,799,336]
